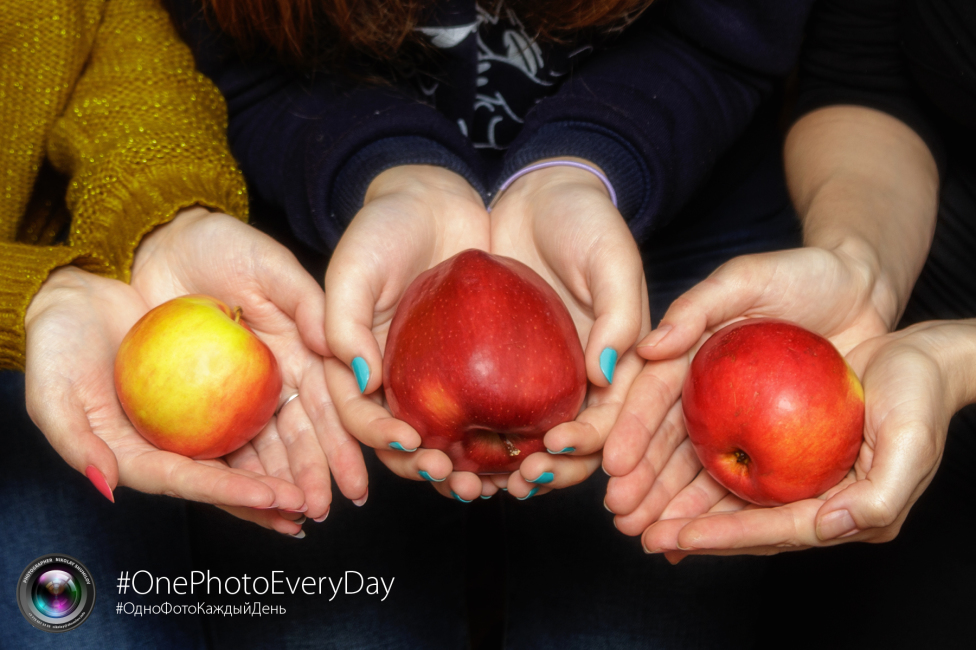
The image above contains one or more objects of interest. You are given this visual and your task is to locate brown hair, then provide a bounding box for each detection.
[200,0,653,70]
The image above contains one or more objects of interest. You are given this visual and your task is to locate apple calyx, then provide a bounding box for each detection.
[733,449,750,466]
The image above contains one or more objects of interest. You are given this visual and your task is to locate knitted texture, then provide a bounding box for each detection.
[0,0,249,370]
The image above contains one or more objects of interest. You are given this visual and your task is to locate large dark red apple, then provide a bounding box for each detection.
[682,318,864,506]
[383,249,587,474]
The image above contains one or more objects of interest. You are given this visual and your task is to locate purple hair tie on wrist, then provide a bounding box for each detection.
[487,160,618,212]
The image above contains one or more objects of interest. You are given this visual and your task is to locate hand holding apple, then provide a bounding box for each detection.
[130,207,368,521]
[605,245,894,534]
[486,159,649,499]
[24,265,306,536]
[637,319,974,561]
[384,249,587,474]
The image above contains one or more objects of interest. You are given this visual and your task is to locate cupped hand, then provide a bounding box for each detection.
[605,244,896,529]
[323,165,499,501]
[24,265,305,535]
[486,159,649,499]
[129,207,368,522]
[633,320,973,561]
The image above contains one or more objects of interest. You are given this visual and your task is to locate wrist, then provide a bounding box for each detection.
[130,206,213,280]
[919,320,976,411]
[363,165,483,209]
[823,236,901,331]
[24,266,91,330]
[491,157,613,214]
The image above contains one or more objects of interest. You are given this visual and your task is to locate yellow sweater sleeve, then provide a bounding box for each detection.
[0,0,249,370]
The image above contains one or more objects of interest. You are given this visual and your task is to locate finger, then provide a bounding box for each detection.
[581,242,646,387]
[603,357,687,476]
[300,360,369,504]
[247,416,296,485]
[276,394,332,519]
[605,399,689,516]
[637,256,772,360]
[323,248,387,395]
[25,387,121,503]
[216,505,306,537]
[224,441,268,475]
[375,447,454,485]
[657,466,730,521]
[509,451,603,497]
[612,439,704,536]
[432,471,485,503]
[325,358,422,450]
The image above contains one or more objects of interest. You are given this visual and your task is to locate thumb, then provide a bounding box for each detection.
[27,387,120,503]
[323,252,386,395]
[815,418,940,541]
[582,243,646,387]
[638,255,773,360]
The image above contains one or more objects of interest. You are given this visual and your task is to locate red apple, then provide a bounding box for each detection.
[115,295,282,459]
[682,318,864,506]
[383,249,587,474]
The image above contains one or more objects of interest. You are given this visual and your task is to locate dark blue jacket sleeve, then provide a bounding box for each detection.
[499,0,814,243]
[170,1,485,253]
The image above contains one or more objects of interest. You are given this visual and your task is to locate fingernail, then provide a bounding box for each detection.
[291,530,306,539]
[602,464,611,476]
[480,494,492,500]
[517,487,539,501]
[294,515,307,525]
[451,491,472,503]
[603,498,612,513]
[501,487,508,492]
[640,324,673,348]
[283,504,308,513]
[85,465,115,503]
[547,446,575,455]
[313,509,330,523]
[389,441,418,452]
[599,348,618,384]
[419,470,446,482]
[254,500,279,510]
[528,471,554,484]
[351,357,370,393]
[817,509,858,541]
[352,490,369,507]
[643,545,657,554]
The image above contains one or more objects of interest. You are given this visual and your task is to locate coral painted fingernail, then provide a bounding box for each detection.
[528,471,554,484]
[517,487,539,501]
[547,447,575,455]
[352,490,369,507]
[352,357,370,393]
[85,465,114,503]
[639,324,673,348]
[817,509,858,541]
[600,348,618,384]
[451,491,471,503]
[389,441,418,452]
[419,470,445,482]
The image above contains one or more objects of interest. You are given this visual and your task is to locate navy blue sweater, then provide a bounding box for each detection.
[169,0,813,253]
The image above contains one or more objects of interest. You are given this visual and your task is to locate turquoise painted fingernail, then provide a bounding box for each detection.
[547,447,575,455]
[600,348,618,384]
[352,357,369,393]
[517,487,539,501]
[452,491,472,503]
[389,442,417,452]
[529,471,554,484]
[480,494,492,500]
[419,470,445,482]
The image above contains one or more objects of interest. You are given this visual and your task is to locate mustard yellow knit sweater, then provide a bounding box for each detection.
[0,0,249,370]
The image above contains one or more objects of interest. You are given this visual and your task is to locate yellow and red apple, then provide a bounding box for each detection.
[682,318,864,506]
[383,250,587,474]
[115,295,281,459]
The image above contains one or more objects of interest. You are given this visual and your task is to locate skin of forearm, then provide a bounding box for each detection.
[785,106,940,327]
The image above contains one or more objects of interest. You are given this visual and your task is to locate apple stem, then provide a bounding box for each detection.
[502,436,520,457]
[233,307,243,324]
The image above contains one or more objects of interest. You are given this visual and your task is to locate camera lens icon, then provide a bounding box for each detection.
[17,555,96,633]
